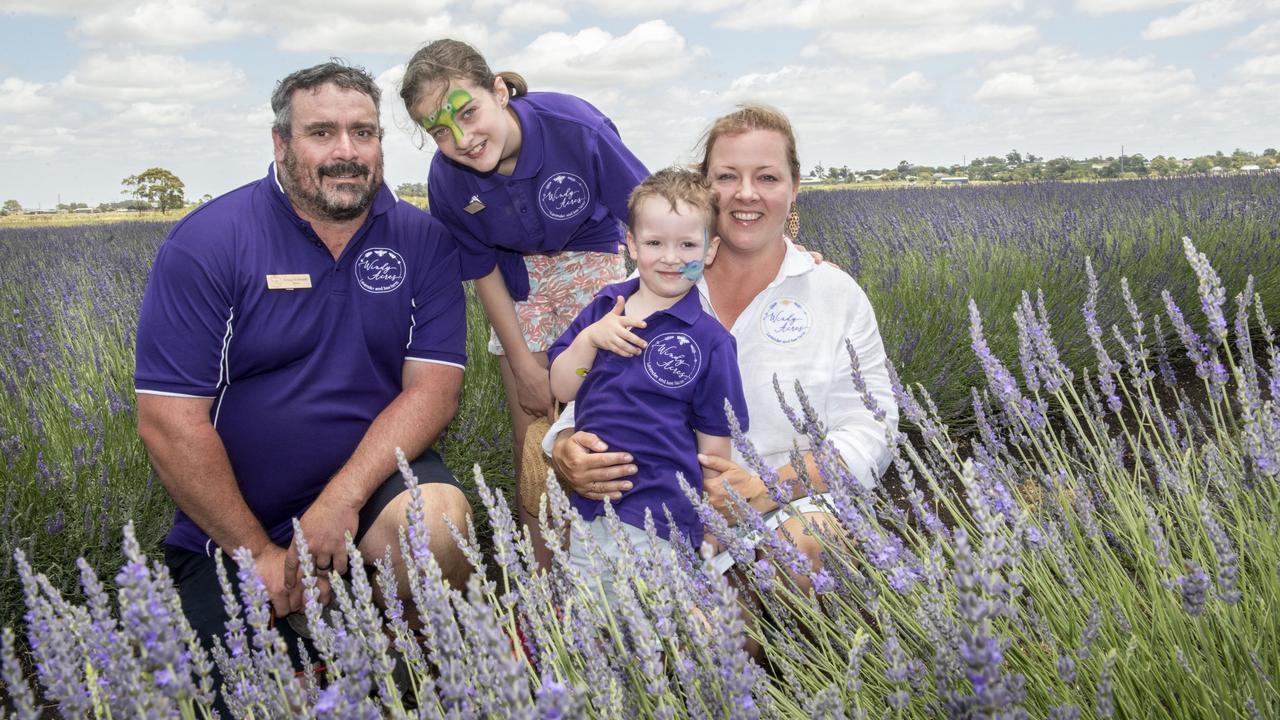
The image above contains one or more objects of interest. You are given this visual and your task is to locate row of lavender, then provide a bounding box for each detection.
[797,174,1280,424]
[5,235,1276,717]
[0,223,173,642]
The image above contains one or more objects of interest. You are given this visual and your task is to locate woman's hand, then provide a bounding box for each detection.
[511,354,555,419]
[552,430,635,501]
[698,454,775,522]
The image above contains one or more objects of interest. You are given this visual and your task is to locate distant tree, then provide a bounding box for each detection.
[122,168,186,214]
[2,199,21,215]
[811,163,825,179]
[395,182,429,198]
[1149,156,1180,176]
[1263,148,1277,157]
[1006,150,1023,165]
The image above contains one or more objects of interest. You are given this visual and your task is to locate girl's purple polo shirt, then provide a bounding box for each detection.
[426,92,649,300]
[547,279,749,547]
[135,165,467,554]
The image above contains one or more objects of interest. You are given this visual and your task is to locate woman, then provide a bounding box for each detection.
[549,104,897,585]
[399,40,649,565]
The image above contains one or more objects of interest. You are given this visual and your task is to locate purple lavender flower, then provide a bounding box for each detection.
[1200,501,1242,604]
[1183,237,1228,345]
[1056,650,1077,684]
[1095,655,1117,718]
[1,626,39,719]
[1076,599,1101,660]
[1177,559,1210,617]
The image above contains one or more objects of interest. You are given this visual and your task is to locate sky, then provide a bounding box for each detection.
[1,0,1278,208]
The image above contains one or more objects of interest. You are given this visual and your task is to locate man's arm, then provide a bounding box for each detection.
[136,393,301,616]
[289,360,463,579]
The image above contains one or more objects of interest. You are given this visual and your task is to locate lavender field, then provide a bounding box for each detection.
[3,176,1279,718]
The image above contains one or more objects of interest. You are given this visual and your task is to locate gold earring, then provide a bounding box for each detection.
[786,209,800,240]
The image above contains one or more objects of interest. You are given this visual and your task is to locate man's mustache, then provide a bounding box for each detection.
[318,162,370,179]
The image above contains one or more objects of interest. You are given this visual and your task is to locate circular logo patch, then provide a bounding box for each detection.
[643,332,702,389]
[538,172,591,221]
[354,248,406,294]
[761,298,811,344]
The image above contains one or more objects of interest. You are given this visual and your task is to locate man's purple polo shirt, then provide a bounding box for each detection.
[135,164,467,555]
[426,92,649,300]
[547,279,748,547]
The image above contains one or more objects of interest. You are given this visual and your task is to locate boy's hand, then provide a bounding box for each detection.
[583,296,647,357]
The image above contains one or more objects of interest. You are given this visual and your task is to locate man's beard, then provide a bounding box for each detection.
[280,145,382,222]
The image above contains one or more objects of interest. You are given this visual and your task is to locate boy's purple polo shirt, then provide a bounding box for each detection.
[547,279,749,547]
[135,165,467,555]
[426,92,649,300]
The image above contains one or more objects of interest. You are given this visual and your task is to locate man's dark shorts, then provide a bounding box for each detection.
[164,449,462,670]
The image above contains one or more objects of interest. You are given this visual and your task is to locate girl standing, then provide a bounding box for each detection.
[400,40,649,565]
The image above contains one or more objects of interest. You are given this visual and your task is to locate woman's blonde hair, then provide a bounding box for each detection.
[696,104,801,184]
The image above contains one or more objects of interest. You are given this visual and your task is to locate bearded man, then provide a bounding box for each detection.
[134,61,471,674]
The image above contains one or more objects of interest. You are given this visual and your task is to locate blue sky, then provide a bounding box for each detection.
[1,0,1277,208]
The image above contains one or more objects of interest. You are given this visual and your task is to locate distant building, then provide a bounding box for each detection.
[799,175,824,186]
[1241,164,1261,173]
[939,177,969,186]
[1210,166,1226,175]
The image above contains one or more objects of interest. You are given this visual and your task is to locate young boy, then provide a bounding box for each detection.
[547,167,749,597]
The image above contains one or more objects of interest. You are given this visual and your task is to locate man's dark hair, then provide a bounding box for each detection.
[271,59,381,137]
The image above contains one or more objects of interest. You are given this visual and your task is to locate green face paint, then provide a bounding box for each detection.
[420,89,473,145]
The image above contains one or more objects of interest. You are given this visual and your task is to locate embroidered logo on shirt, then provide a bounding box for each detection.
[354,248,407,294]
[538,172,590,221]
[761,298,811,345]
[643,332,702,389]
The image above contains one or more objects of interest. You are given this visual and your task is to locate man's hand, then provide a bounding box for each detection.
[552,430,635,501]
[582,296,647,357]
[286,491,360,589]
[256,543,305,618]
[698,454,774,522]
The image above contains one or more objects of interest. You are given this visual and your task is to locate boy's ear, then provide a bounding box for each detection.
[624,229,639,261]
[703,234,722,267]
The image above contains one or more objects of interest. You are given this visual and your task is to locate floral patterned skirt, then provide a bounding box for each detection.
[487,250,627,355]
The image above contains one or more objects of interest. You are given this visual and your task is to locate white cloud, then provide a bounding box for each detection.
[821,23,1038,60]
[59,52,246,102]
[0,0,100,14]
[71,1,252,47]
[1235,53,1280,76]
[974,72,1038,100]
[1226,21,1280,52]
[1074,0,1184,16]
[498,1,570,28]
[111,102,196,127]
[551,0,734,14]
[975,48,1200,114]
[508,21,704,89]
[274,15,489,54]
[1143,0,1251,38]
[887,71,934,95]
[713,0,1024,31]
[719,64,940,136]
[0,77,54,113]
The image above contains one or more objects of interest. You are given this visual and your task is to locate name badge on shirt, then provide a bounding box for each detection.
[464,195,486,214]
[265,274,312,290]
